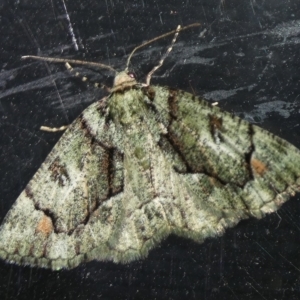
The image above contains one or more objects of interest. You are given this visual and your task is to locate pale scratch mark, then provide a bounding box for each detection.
[242,266,267,299]
[218,0,226,15]
[242,266,264,290]
[1,123,49,145]
[21,56,70,122]
[201,5,208,24]
[18,18,41,52]
[274,211,282,229]
[220,0,225,11]
[106,45,112,67]
[51,78,70,122]
[199,28,207,38]
[247,282,268,300]
[219,237,224,276]
[159,12,163,25]
[62,0,79,51]
[254,241,276,260]
[275,206,300,231]
[5,267,13,300]
[222,277,239,300]
[278,252,300,272]
[250,0,256,15]
[50,0,56,19]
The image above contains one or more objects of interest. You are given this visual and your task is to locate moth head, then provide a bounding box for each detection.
[112,71,137,91]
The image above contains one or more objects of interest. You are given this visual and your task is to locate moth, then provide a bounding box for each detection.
[0,24,299,270]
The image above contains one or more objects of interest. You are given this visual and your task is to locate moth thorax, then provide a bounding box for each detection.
[113,71,137,91]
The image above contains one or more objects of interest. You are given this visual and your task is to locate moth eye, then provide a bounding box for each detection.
[128,73,135,78]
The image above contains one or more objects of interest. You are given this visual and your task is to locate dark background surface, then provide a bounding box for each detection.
[1,0,300,299]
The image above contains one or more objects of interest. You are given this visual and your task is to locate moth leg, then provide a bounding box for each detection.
[145,25,181,86]
[40,125,69,132]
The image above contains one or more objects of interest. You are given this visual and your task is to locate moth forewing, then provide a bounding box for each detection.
[0,23,300,270]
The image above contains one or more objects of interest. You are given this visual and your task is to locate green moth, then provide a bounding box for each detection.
[0,24,299,270]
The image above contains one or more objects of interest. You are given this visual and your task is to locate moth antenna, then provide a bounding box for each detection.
[145,25,181,86]
[21,55,117,73]
[125,23,201,72]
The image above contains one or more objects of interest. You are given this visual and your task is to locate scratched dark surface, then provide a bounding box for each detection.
[1,0,300,299]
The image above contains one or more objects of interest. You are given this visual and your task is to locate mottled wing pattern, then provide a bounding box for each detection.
[149,86,300,235]
[0,84,300,270]
[0,98,129,269]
